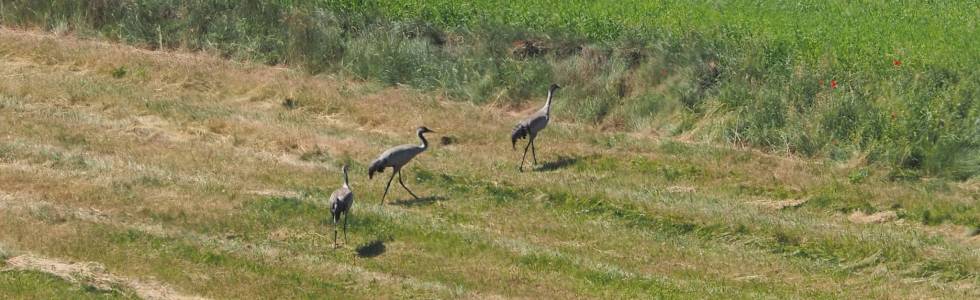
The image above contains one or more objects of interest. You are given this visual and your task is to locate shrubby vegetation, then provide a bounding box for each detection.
[2,0,977,178]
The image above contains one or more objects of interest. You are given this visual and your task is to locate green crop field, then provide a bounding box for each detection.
[0,1,978,299]
[361,0,979,68]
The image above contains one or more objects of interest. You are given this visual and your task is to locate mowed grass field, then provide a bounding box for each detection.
[0,29,978,299]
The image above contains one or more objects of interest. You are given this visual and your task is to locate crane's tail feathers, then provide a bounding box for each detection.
[367,158,386,179]
[330,202,340,221]
[510,124,528,150]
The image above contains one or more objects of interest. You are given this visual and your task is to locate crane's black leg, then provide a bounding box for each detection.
[530,137,538,165]
[343,212,349,244]
[332,215,339,248]
[381,170,397,204]
[519,139,532,172]
[398,169,419,199]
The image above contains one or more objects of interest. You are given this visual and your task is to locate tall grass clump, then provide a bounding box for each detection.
[1,0,977,179]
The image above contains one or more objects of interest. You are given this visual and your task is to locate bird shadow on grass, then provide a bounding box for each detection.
[391,196,447,208]
[534,155,583,172]
[356,239,387,258]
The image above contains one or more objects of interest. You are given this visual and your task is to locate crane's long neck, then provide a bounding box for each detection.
[544,89,555,115]
[418,131,429,149]
[342,167,349,188]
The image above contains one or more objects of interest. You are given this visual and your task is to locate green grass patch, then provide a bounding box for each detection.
[0,270,136,299]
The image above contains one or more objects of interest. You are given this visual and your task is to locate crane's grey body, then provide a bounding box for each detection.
[368,127,434,204]
[328,165,353,246]
[375,144,426,168]
[520,109,551,138]
[511,84,560,171]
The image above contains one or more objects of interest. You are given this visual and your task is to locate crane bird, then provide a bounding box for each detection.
[511,83,560,172]
[328,164,354,247]
[368,126,435,204]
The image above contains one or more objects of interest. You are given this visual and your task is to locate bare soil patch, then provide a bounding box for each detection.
[848,211,898,224]
[750,198,808,210]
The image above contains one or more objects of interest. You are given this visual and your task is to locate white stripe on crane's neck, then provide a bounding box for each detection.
[342,167,350,188]
[417,130,429,149]
[544,89,555,115]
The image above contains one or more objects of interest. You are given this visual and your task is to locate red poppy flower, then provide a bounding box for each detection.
[893,59,901,67]
[831,80,838,89]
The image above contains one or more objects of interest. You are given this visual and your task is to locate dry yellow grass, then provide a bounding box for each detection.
[1,28,977,299]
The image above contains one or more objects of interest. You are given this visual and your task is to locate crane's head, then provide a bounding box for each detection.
[549,83,561,92]
[341,164,349,173]
[417,126,435,134]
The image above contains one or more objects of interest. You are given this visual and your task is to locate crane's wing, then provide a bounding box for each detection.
[527,113,549,133]
[384,145,424,166]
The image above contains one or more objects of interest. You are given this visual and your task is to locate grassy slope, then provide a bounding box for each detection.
[2,1,978,179]
[0,29,977,299]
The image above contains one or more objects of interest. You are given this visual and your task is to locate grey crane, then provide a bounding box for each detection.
[368,126,434,204]
[328,164,354,247]
[510,83,560,172]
